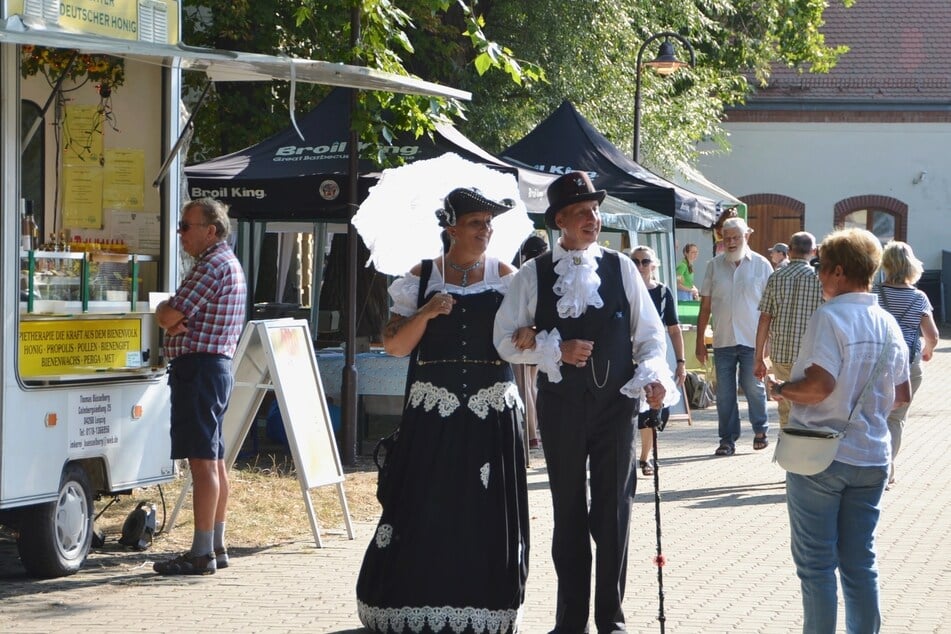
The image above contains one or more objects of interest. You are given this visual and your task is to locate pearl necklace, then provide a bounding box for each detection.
[447,258,482,287]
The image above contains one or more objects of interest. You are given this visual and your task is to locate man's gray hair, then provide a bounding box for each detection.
[185,197,231,241]
[788,231,817,256]
[721,216,752,235]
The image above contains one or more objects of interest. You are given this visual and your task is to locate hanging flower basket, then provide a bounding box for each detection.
[21,45,125,95]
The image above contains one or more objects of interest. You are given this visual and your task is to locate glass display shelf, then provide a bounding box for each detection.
[21,250,155,314]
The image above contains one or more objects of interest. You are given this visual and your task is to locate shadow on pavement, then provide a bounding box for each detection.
[0,532,286,598]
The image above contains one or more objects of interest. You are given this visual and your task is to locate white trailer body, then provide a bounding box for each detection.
[0,0,467,577]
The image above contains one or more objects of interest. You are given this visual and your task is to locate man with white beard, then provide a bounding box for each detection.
[695,217,774,456]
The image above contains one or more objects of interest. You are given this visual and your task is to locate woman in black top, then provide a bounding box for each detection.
[630,246,687,475]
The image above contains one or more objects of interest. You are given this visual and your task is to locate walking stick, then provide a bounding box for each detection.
[646,409,666,633]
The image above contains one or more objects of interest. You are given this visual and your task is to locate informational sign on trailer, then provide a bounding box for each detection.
[19,318,142,376]
[68,390,121,451]
[8,0,180,44]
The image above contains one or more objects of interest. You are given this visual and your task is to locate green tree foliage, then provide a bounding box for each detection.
[453,0,853,171]
[182,0,852,170]
[181,0,542,163]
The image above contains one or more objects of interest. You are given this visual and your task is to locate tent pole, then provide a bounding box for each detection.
[310,222,325,336]
[340,25,361,466]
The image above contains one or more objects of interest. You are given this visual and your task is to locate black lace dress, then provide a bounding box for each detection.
[357,262,529,634]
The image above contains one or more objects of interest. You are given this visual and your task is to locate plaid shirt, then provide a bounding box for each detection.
[164,240,247,361]
[757,259,823,364]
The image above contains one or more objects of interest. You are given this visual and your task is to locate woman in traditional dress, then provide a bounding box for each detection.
[356,187,530,634]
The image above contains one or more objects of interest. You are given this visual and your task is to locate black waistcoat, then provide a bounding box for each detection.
[534,250,634,398]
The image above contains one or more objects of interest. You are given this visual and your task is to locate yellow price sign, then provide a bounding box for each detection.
[20,319,141,377]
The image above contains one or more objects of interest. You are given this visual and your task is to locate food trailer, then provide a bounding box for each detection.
[0,0,467,577]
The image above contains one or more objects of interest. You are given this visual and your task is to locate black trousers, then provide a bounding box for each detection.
[537,388,637,634]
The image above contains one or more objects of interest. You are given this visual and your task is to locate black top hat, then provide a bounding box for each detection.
[436,187,516,228]
[544,171,607,229]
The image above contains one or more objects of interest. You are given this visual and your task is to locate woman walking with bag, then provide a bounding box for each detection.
[875,241,939,487]
[768,228,910,634]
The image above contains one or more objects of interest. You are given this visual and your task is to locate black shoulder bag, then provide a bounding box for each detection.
[373,260,433,506]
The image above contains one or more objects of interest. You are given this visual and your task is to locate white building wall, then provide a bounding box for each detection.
[697,121,951,270]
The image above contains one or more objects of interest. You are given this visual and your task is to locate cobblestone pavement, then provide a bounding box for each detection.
[2,332,950,633]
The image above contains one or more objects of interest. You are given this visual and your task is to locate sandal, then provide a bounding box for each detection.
[714,443,735,457]
[639,459,654,476]
[753,434,769,451]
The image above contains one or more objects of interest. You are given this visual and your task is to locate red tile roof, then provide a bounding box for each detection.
[748,0,951,105]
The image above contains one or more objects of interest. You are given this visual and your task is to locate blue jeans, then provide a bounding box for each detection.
[713,345,768,447]
[786,460,888,634]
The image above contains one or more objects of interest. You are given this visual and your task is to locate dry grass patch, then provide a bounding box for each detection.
[95,453,381,554]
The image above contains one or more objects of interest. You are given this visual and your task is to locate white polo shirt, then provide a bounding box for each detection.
[700,249,773,348]
[789,292,909,466]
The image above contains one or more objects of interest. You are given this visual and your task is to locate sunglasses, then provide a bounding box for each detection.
[630,258,653,266]
[178,221,209,232]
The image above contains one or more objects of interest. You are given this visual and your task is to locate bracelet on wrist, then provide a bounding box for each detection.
[676,359,685,364]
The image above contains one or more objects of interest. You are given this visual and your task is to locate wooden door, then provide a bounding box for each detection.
[742,195,806,260]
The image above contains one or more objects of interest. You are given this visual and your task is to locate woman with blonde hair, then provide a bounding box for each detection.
[629,245,686,475]
[876,241,939,486]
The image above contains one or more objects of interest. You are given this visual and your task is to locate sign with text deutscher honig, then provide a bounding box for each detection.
[8,0,180,45]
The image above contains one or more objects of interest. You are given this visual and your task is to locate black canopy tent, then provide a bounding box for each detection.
[502,101,719,229]
[184,88,521,342]
[185,88,516,222]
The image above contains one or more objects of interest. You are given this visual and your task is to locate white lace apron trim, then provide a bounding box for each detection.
[358,600,523,634]
[407,381,522,419]
[375,524,394,549]
[407,382,461,417]
[468,382,523,419]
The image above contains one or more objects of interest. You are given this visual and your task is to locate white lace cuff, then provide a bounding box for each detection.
[535,328,564,383]
[620,356,681,412]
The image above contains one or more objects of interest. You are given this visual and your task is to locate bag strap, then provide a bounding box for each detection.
[847,327,892,421]
[400,260,434,405]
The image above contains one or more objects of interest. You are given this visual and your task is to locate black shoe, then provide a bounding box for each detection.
[215,547,229,569]
[153,551,216,575]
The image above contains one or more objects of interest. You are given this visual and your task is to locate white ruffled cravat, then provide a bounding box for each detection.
[552,248,603,318]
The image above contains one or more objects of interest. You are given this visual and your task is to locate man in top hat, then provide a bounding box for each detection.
[769,242,790,269]
[494,171,673,634]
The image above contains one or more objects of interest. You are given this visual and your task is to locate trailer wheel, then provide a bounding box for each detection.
[17,464,94,578]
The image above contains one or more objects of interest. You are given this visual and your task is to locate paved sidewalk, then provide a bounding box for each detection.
[2,333,950,633]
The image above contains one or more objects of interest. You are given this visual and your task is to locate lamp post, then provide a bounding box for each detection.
[632,32,695,163]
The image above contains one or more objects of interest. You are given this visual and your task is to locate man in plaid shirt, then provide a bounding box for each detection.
[754,232,823,427]
[153,198,247,575]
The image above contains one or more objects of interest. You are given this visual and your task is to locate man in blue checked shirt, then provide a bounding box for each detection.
[154,198,247,576]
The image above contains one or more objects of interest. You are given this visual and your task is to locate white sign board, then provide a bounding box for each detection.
[169,320,352,547]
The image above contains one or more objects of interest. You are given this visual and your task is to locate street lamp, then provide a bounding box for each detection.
[632,32,696,163]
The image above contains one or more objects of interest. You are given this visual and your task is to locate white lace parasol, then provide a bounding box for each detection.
[353,153,533,275]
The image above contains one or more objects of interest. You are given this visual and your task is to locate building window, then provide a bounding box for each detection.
[834,196,907,243]
[841,209,896,242]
